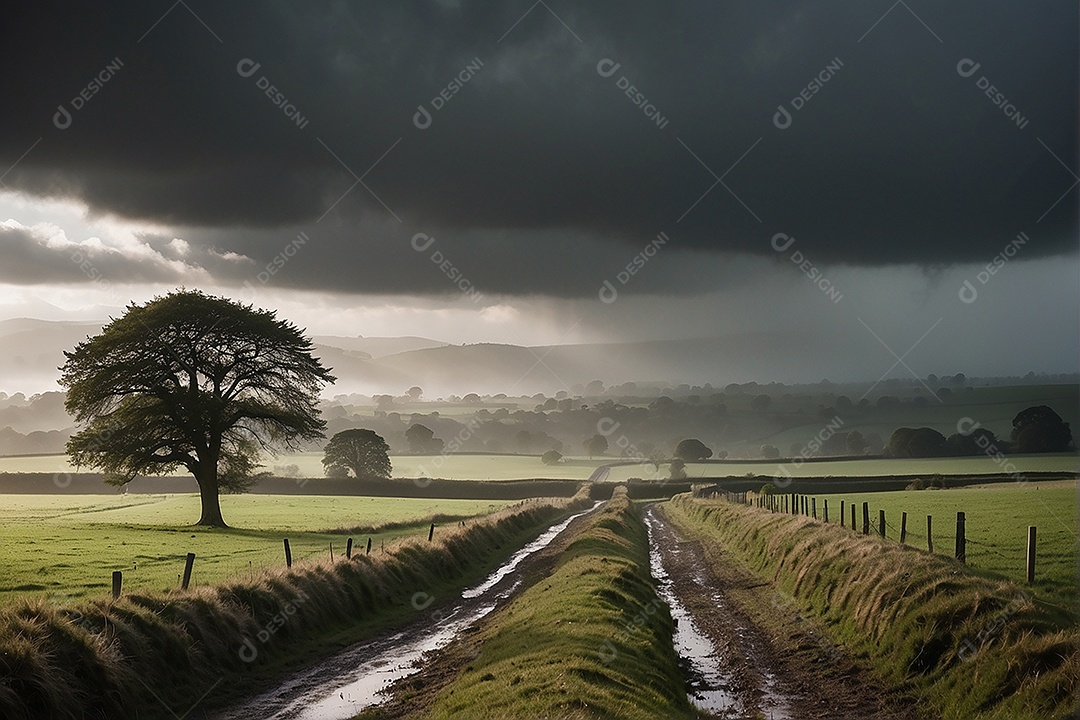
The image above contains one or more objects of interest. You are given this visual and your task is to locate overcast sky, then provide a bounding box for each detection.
[0,2,1076,387]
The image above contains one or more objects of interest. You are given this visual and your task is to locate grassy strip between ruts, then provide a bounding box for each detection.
[0,491,592,720]
[414,486,694,720]
[662,494,1079,720]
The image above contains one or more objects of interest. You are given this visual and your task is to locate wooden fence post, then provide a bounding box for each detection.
[330,542,334,562]
[181,552,196,590]
[428,523,436,541]
[862,502,870,535]
[1026,526,1036,584]
[824,499,829,523]
[346,538,353,559]
[900,513,907,545]
[879,509,886,538]
[112,571,122,599]
[850,503,856,530]
[811,497,817,519]
[366,537,372,555]
[927,515,933,553]
[283,538,292,568]
[840,500,845,528]
[955,512,966,563]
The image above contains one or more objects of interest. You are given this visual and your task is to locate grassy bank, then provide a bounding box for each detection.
[811,480,1077,609]
[415,487,693,720]
[0,492,591,720]
[664,495,1079,720]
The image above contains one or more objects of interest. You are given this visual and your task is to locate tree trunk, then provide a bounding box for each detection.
[195,470,228,527]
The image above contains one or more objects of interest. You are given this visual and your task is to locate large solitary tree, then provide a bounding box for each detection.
[60,291,335,527]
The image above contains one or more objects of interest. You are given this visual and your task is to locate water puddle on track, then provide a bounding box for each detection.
[644,509,743,717]
[644,507,794,720]
[216,501,602,720]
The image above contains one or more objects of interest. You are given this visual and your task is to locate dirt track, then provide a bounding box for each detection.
[225,500,923,719]
[648,504,920,720]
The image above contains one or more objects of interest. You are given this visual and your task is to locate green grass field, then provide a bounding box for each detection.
[3,451,1074,481]
[809,480,1077,611]
[605,454,1077,481]
[0,494,515,604]
[0,452,612,480]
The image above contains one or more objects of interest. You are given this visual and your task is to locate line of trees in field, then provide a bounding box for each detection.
[886,405,1073,458]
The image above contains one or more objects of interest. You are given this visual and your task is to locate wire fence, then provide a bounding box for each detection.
[706,489,1039,584]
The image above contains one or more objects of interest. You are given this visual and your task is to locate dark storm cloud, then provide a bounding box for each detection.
[0,1,1075,297]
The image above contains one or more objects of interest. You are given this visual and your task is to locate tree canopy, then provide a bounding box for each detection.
[322,429,392,480]
[60,290,334,527]
[541,449,563,465]
[887,427,947,458]
[674,438,712,461]
[1012,405,1073,453]
[405,423,444,454]
[583,433,609,457]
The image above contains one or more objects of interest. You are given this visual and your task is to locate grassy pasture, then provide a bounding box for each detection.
[604,454,1078,482]
[2,451,1074,482]
[0,452,612,480]
[809,480,1078,612]
[0,494,515,603]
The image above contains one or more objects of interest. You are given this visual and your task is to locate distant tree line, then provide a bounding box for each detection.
[887,406,1073,458]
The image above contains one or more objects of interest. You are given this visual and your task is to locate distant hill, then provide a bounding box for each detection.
[0,318,935,398]
[370,333,852,396]
[0,319,102,395]
[311,335,448,358]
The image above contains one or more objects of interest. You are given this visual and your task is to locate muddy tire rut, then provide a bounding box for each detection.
[647,504,920,720]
